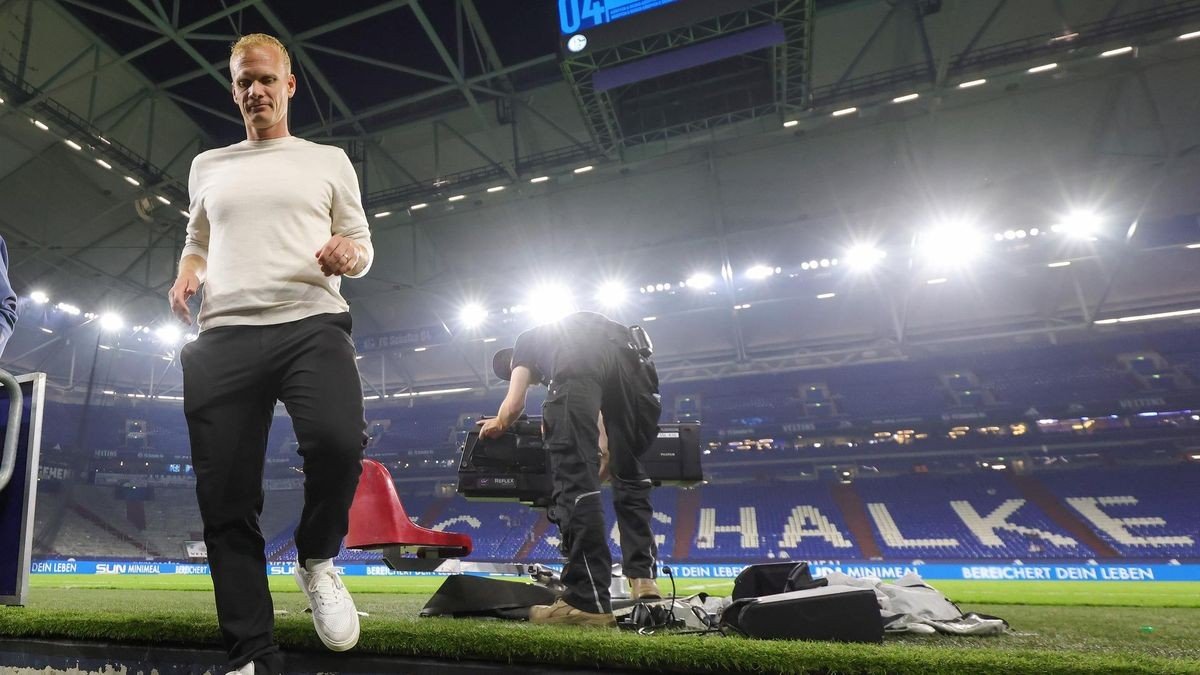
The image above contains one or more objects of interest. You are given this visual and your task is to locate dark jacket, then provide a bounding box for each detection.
[0,236,18,358]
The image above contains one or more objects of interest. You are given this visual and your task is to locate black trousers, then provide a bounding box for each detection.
[181,312,367,672]
[542,337,658,615]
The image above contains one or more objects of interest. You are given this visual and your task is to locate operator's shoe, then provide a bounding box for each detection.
[225,663,253,675]
[529,598,616,627]
[629,577,662,601]
[294,559,360,651]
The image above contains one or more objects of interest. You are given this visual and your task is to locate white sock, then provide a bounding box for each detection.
[304,558,333,573]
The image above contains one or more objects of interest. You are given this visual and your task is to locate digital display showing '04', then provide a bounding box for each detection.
[558,0,679,35]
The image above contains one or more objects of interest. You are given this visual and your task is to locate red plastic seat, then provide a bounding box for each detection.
[345,459,472,559]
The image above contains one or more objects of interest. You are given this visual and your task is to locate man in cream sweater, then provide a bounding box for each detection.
[168,34,372,675]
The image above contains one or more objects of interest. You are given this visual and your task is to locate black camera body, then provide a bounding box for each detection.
[457,418,702,507]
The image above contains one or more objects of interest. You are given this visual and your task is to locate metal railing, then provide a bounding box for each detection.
[0,369,23,494]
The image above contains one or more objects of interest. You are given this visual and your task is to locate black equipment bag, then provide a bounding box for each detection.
[419,574,558,620]
[731,562,827,601]
[720,585,884,643]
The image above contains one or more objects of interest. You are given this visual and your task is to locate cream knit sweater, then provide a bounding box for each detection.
[181,136,374,330]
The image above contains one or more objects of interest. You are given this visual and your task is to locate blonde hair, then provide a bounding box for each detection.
[230,33,291,74]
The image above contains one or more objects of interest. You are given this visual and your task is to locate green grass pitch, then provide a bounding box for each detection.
[2,575,1198,674]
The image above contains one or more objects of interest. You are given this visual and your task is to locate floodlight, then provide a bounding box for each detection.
[844,245,886,271]
[99,312,124,332]
[686,272,715,290]
[1052,210,1102,239]
[31,290,49,304]
[917,225,984,265]
[745,264,775,280]
[527,284,576,325]
[595,281,627,308]
[458,303,488,328]
[155,324,182,344]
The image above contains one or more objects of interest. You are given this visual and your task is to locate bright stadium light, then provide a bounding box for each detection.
[31,290,50,304]
[458,303,488,328]
[56,302,81,316]
[99,312,124,332]
[595,281,627,308]
[155,323,182,344]
[686,272,715,290]
[844,245,886,271]
[527,284,576,325]
[917,224,984,266]
[745,264,776,280]
[1052,210,1102,239]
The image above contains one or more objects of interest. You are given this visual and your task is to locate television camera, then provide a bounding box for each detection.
[457,417,703,506]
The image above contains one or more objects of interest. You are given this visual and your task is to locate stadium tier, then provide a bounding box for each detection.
[33,462,1197,564]
[687,483,859,561]
[852,473,1091,560]
[23,325,1200,566]
[1037,465,1200,559]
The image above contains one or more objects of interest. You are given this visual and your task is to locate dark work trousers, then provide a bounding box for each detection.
[542,336,658,615]
[181,312,367,673]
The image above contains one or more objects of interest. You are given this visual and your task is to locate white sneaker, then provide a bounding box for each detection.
[225,663,253,675]
[294,559,360,652]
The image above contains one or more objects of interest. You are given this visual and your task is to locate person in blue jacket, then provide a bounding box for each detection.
[0,235,18,358]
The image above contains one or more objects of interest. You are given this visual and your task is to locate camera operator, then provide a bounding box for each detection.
[479,311,663,626]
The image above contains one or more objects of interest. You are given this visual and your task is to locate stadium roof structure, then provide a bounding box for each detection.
[2,0,1200,400]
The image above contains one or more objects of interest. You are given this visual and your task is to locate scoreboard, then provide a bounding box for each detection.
[558,0,678,35]
[559,0,767,54]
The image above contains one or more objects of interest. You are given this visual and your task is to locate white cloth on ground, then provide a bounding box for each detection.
[820,571,1008,635]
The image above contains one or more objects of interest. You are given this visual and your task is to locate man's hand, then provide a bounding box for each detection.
[168,272,201,326]
[477,416,508,439]
[316,235,362,277]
